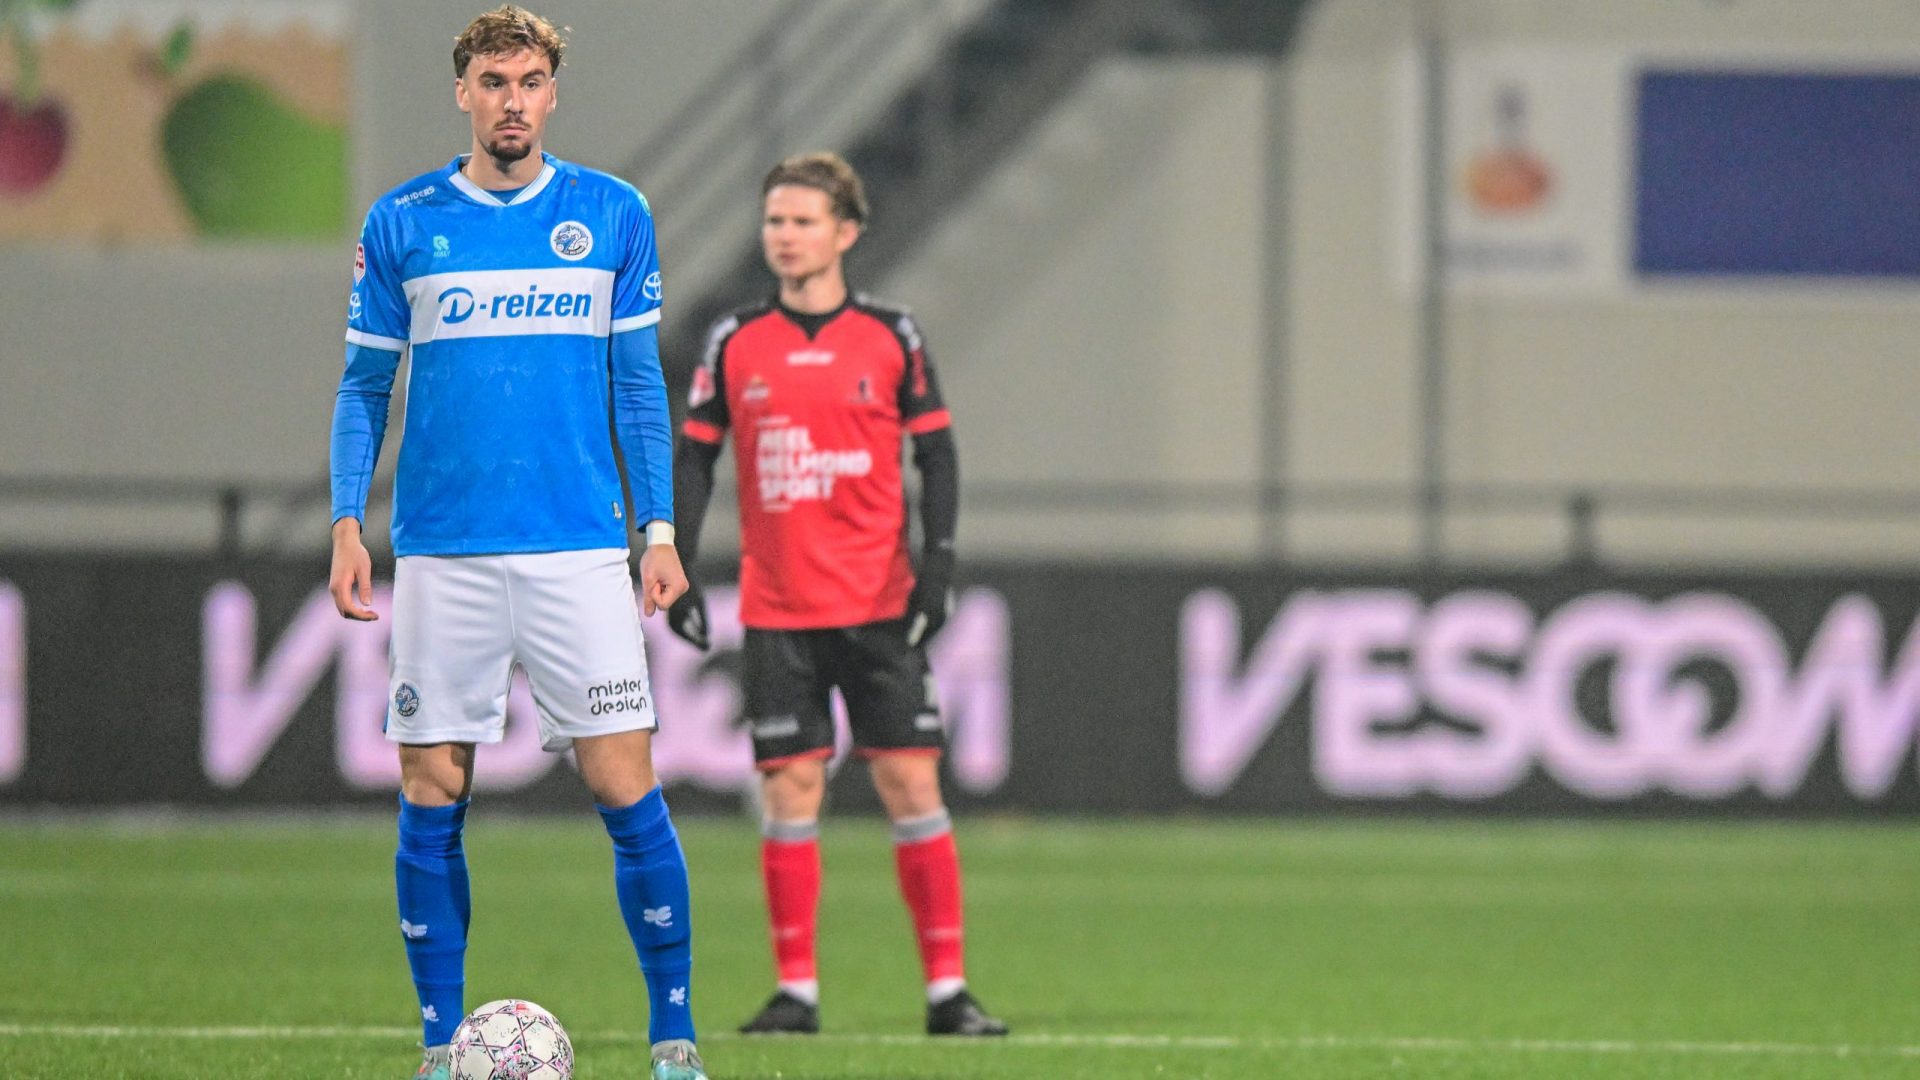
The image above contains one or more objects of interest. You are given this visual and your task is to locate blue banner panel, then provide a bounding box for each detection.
[1636,69,1920,278]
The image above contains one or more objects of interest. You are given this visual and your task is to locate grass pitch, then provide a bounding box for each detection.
[1,814,1917,1078]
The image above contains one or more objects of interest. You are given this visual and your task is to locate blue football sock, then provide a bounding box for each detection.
[396,796,470,1047]
[598,787,696,1045]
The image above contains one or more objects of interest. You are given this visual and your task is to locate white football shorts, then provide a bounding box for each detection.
[385,547,656,751]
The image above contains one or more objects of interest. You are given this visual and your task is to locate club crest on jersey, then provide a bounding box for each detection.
[394,683,421,718]
[433,235,451,258]
[353,242,365,283]
[643,271,663,301]
[550,220,593,261]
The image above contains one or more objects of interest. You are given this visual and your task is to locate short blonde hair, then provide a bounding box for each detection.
[453,6,566,78]
[763,152,869,225]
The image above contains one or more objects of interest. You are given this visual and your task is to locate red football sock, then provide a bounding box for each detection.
[894,829,966,984]
[761,837,820,983]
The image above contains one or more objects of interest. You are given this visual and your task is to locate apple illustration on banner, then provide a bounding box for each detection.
[1,0,77,197]
[0,94,67,194]
[162,73,346,237]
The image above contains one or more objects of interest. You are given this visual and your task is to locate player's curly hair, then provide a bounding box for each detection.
[763,152,870,226]
[453,5,566,78]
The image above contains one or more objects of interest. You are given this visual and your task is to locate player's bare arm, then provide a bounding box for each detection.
[328,516,378,621]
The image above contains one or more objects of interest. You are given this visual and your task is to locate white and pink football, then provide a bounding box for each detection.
[450,998,574,1080]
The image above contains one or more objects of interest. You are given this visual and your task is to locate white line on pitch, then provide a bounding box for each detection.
[1,1023,1916,1059]
[0,1024,419,1040]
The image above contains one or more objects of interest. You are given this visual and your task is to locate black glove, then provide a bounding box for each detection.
[905,547,955,648]
[667,575,711,651]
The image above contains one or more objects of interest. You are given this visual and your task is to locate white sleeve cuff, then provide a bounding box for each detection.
[345,328,407,352]
[643,521,676,546]
[611,309,663,334]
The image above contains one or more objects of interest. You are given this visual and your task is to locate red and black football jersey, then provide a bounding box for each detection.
[682,294,952,629]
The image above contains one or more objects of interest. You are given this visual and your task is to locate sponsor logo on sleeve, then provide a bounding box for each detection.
[348,291,363,321]
[910,348,930,397]
[353,242,365,283]
[551,220,594,260]
[689,365,716,407]
[642,271,663,301]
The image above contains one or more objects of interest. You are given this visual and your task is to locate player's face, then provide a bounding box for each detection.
[455,49,556,164]
[762,184,859,283]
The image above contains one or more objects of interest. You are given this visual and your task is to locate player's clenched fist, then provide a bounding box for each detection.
[640,541,689,617]
[329,517,378,621]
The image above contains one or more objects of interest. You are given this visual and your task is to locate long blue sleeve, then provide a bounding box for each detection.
[330,341,402,524]
[612,323,674,527]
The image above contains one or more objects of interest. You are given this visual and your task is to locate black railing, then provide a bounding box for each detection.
[8,473,1920,565]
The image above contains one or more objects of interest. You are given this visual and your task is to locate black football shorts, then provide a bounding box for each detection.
[741,618,945,769]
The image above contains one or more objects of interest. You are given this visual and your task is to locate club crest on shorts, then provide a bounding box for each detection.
[550,220,593,261]
[394,683,421,718]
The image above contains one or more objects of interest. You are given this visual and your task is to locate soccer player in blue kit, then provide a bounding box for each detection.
[326,8,708,1079]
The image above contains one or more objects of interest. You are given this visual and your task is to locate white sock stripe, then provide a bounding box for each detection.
[761,818,820,842]
[890,809,952,844]
[776,978,820,1005]
[926,976,968,1004]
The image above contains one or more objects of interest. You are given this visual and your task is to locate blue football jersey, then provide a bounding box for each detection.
[332,153,669,556]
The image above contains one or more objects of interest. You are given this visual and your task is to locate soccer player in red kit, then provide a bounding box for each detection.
[668,152,1006,1038]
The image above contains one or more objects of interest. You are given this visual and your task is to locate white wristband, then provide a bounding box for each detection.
[643,521,676,546]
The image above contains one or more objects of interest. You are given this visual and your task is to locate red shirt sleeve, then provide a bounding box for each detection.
[890,310,952,435]
[683,314,737,445]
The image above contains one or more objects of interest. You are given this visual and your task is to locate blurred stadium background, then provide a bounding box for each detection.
[3,1,1920,1077]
